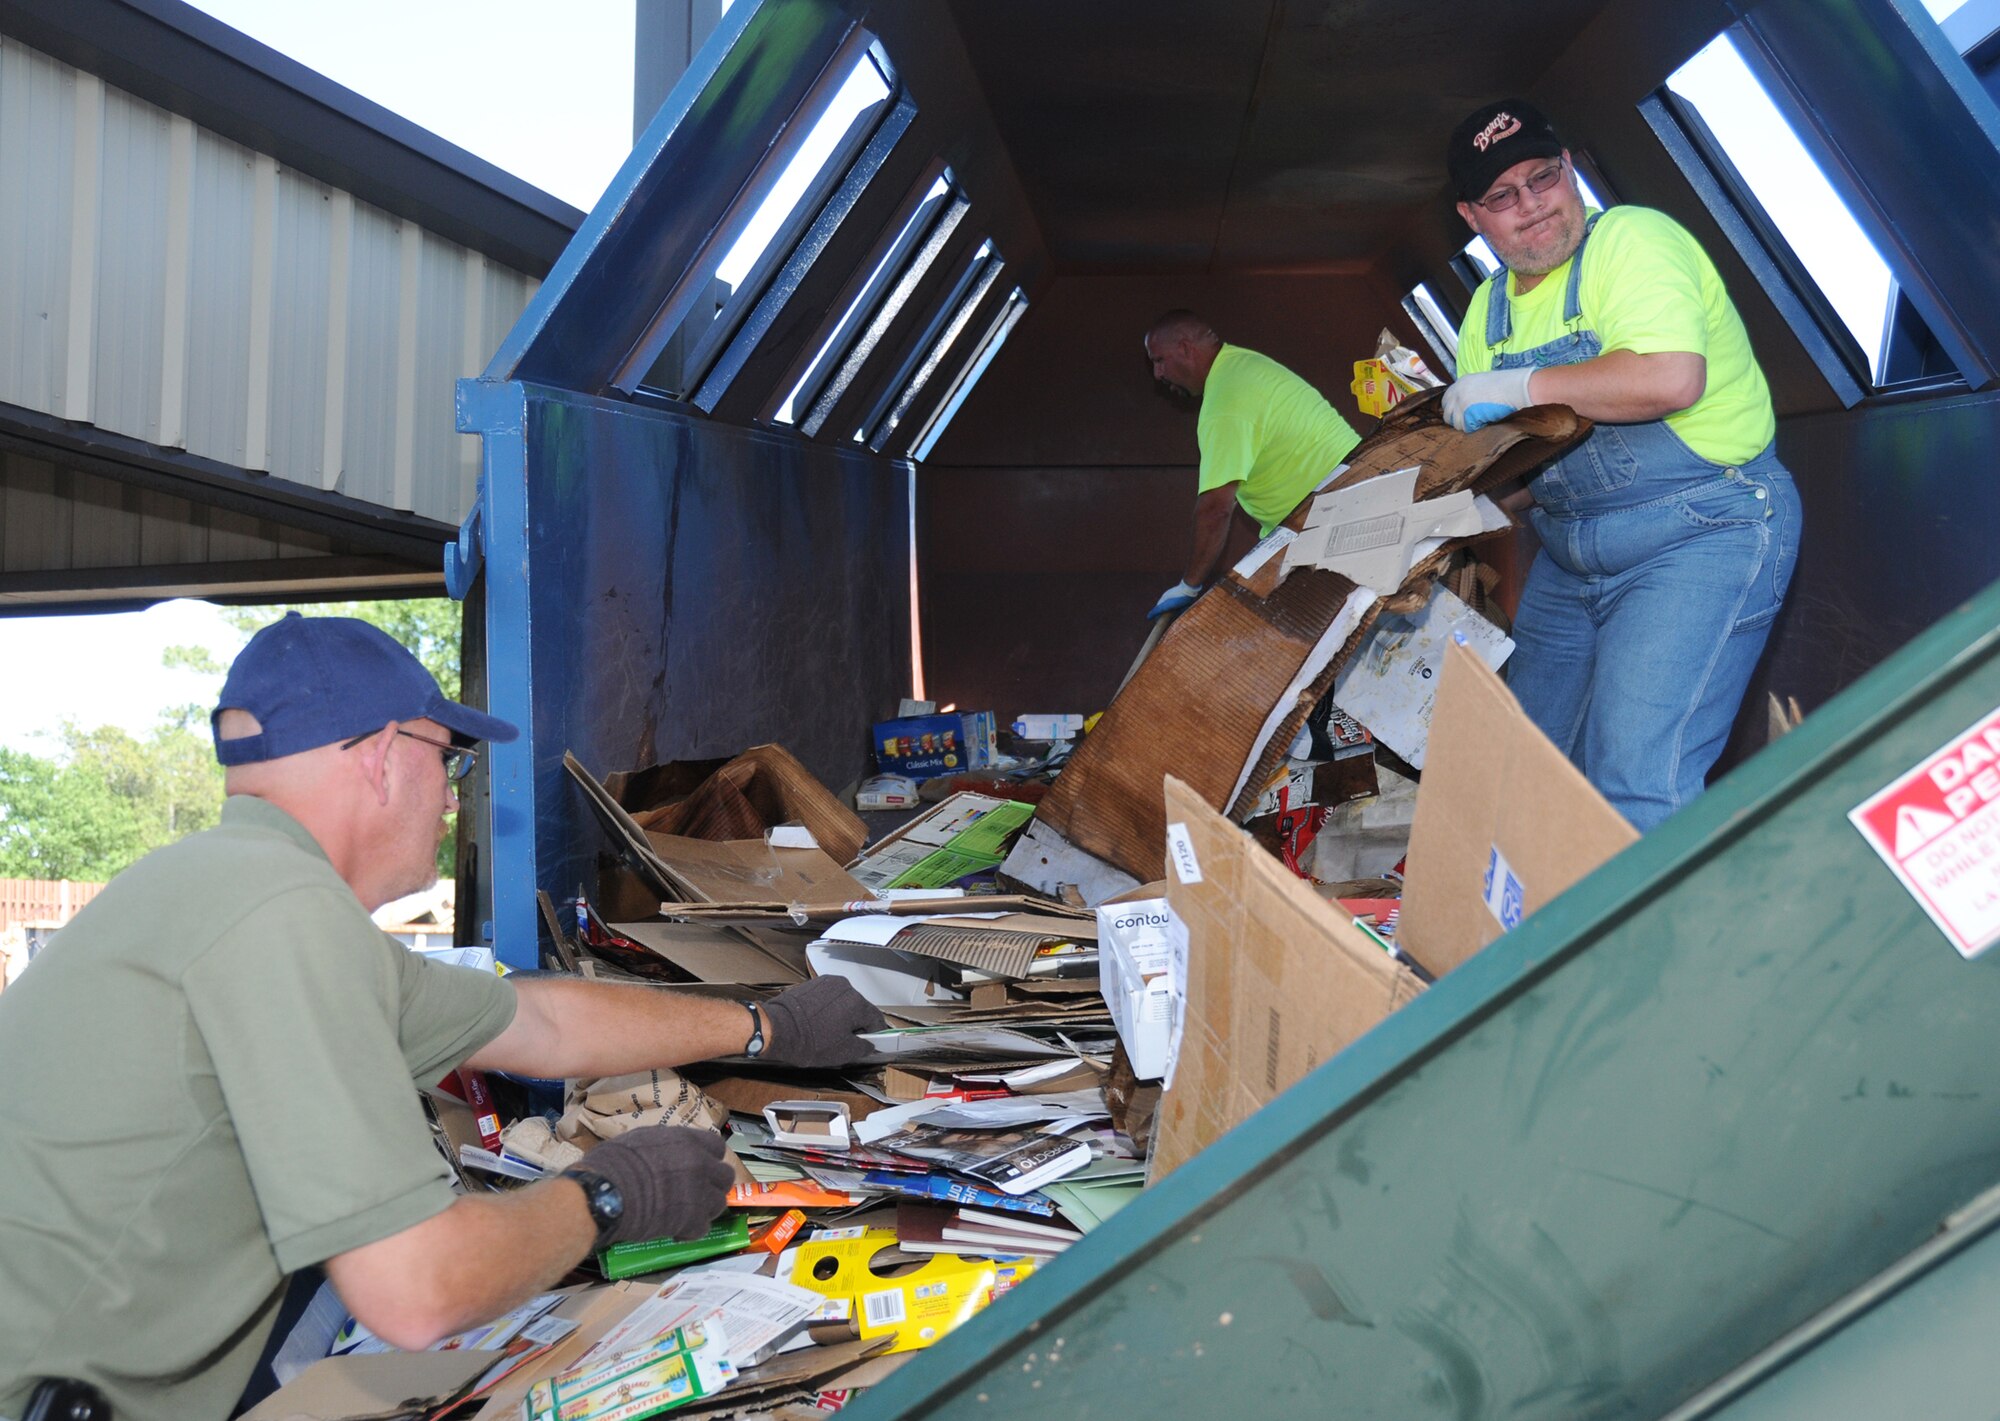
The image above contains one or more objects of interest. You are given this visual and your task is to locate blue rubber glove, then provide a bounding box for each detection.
[1442,367,1537,432]
[1147,579,1201,621]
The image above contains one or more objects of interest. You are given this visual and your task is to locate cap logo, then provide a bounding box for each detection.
[1473,113,1522,151]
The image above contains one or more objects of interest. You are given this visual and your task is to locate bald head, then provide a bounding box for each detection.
[1144,310,1223,399]
[1146,310,1219,351]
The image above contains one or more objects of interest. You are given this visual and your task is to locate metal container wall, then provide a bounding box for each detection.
[850,575,2000,1419]
[462,381,911,962]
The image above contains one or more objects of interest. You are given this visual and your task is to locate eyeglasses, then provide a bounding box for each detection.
[1474,160,1566,213]
[341,727,479,782]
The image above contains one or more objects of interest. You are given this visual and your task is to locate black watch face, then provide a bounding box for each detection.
[592,1178,624,1225]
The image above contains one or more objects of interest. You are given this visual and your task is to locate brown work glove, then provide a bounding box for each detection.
[579,1124,734,1245]
[761,975,889,1068]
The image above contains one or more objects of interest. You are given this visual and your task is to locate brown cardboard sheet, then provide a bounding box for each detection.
[1035,399,1589,883]
[239,1352,492,1420]
[641,834,867,907]
[614,743,868,863]
[1152,775,1425,1180]
[609,920,807,987]
[1397,641,1638,978]
[566,752,867,906]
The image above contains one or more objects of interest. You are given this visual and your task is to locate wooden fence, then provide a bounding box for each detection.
[0,878,105,928]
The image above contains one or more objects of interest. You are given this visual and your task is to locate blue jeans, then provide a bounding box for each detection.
[1508,429,1801,832]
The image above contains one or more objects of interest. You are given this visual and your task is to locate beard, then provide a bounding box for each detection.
[1489,202,1586,279]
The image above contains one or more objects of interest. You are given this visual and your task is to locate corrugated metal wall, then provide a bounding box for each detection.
[0,32,537,529]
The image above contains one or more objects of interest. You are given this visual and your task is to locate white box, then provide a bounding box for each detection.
[1095,896,1187,1082]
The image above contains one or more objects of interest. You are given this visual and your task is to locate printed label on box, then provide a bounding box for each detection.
[1165,823,1203,884]
[1482,845,1525,931]
[1848,704,2000,958]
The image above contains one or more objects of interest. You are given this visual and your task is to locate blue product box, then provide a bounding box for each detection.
[873,712,996,780]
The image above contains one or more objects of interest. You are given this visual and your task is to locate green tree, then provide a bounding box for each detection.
[0,719,223,882]
[0,600,461,886]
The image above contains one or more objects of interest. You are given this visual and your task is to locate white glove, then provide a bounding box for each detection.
[1442,366,1537,432]
[1147,579,1201,621]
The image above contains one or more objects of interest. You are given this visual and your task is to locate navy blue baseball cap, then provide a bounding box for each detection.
[212,612,518,766]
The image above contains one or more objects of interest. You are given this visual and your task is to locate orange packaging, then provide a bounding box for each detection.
[750,1208,808,1254]
[726,1179,855,1209]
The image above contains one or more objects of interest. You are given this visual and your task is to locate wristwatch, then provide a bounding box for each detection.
[564,1168,624,1247]
[740,1000,767,1059]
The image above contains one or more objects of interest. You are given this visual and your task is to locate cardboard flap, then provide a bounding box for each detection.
[1398,641,1638,977]
[609,920,806,986]
[241,1350,490,1420]
[641,833,867,907]
[1153,775,1423,1180]
[626,744,868,864]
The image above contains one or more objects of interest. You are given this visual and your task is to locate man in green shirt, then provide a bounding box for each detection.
[1438,99,1802,830]
[0,615,884,1421]
[1142,311,1362,619]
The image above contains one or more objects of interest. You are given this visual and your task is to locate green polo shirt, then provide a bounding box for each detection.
[1198,344,1362,536]
[0,796,516,1421]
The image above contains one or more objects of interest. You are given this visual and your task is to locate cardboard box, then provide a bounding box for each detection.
[872,712,996,780]
[1397,641,1638,978]
[1094,882,1184,1081]
[1152,775,1425,1180]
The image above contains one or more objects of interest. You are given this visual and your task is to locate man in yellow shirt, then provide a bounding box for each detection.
[1143,311,1361,619]
[1440,99,1802,831]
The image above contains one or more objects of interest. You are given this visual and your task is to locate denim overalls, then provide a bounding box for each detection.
[1487,215,1802,831]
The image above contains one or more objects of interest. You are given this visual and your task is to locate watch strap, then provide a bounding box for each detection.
[563,1168,622,1248]
[740,1000,767,1058]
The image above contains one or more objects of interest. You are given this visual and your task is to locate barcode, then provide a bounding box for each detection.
[862,1289,907,1328]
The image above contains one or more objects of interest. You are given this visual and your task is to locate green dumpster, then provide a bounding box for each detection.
[847,577,2000,1420]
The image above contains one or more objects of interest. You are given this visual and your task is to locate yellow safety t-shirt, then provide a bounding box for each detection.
[1455,205,1776,465]
[1197,344,1362,536]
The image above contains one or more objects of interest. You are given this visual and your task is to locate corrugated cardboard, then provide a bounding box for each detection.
[607,920,806,987]
[1398,641,1638,978]
[1034,398,1591,883]
[1152,776,1424,1180]
[239,1351,491,1420]
[567,753,866,908]
[618,744,868,864]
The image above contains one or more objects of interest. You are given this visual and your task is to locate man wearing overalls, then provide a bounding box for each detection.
[1439,99,1802,832]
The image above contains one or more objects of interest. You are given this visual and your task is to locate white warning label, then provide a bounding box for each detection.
[1849,704,2000,959]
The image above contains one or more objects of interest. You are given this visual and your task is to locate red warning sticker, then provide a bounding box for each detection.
[1849,704,2000,959]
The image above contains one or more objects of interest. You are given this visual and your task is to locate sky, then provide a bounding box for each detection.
[0,0,1981,755]
[185,0,637,213]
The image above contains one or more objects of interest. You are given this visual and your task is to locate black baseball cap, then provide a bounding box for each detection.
[1448,99,1565,202]
[212,612,517,766]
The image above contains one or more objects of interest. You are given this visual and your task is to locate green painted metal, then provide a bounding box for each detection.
[847,575,2000,1421]
[1697,1212,2000,1420]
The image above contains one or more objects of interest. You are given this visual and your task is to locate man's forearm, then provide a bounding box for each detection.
[326,1181,596,1350]
[467,978,763,1079]
[1183,486,1240,585]
[1529,348,1705,423]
